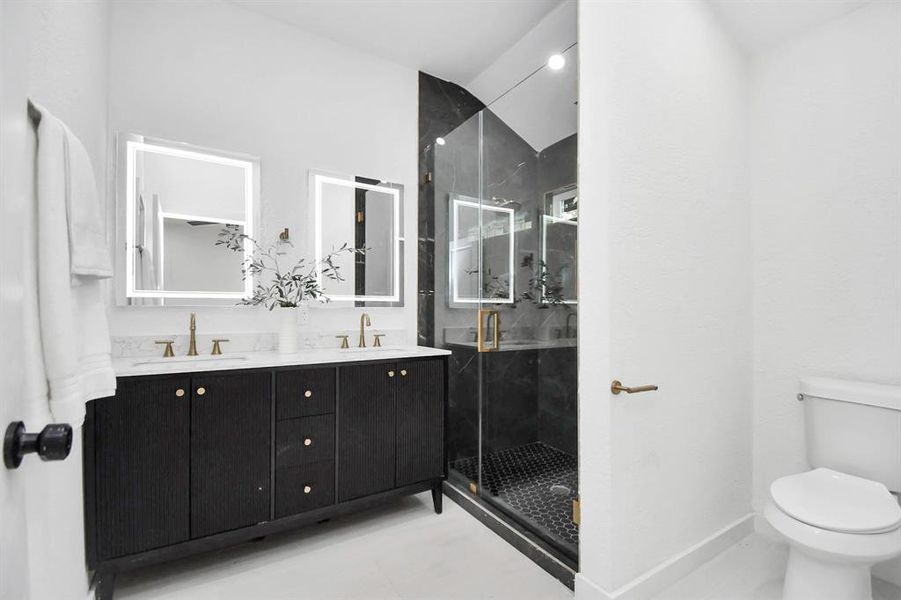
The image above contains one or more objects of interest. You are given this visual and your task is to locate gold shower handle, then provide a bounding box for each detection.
[611,380,659,395]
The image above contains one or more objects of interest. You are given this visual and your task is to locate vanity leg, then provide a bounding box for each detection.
[94,571,117,600]
[431,481,443,514]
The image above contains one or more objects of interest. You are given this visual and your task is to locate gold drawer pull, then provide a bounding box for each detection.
[303,485,312,494]
[303,438,312,447]
[175,388,185,398]
[304,390,313,398]
[400,369,408,377]
[610,380,658,395]
[196,387,206,396]
[388,370,395,378]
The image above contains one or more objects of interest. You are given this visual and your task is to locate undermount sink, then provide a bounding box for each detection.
[132,354,250,367]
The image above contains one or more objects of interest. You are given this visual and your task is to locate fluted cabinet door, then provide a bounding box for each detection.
[93,377,191,560]
[191,372,271,538]
[338,363,396,501]
[396,359,445,486]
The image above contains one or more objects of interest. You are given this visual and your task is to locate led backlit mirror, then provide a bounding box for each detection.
[312,171,403,306]
[116,133,260,306]
[449,194,515,306]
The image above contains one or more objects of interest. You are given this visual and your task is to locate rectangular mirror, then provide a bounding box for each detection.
[541,184,578,304]
[312,171,403,306]
[117,133,260,306]
[448,194,515,306]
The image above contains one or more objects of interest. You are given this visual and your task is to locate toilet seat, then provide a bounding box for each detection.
[770,468,901,534]
[765,500,901,564]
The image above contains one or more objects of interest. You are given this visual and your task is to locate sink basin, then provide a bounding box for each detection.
[132,354,249,367]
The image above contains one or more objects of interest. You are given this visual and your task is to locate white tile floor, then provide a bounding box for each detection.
[115,492,574,600]
[116,497,901,600]
[652,533,901,600]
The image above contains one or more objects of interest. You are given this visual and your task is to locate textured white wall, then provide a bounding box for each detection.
[106,0,418,343]
[749,1,901,584]
[578,0,752,593]
[0,1,111,598]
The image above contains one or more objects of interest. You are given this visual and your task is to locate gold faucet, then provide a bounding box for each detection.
[358,313,371,348]
[187,312,198,356]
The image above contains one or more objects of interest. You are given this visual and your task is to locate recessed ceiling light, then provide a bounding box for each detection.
[547,54,565,71]
[435,137,446,146]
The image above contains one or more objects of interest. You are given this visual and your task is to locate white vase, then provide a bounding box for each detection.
[277,307,299,354]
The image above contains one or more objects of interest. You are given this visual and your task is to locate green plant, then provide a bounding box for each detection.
[217,225,362,310]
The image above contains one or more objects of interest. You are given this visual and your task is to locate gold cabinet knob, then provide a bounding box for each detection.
[400,369,408,377]
[304,390,313,398]
[303,437,312,446]
[388,370,395,378]
[303,485,312,494]
[196,387,206,396]
[175,388,185,398]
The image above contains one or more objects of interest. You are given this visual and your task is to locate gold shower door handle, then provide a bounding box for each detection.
[477,309,501,353]
[611,380,658,395]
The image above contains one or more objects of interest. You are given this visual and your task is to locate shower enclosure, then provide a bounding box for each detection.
[419,44,579,569]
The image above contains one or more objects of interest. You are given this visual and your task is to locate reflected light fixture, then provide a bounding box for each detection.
[547,54,565,70]
[435,137,446,146]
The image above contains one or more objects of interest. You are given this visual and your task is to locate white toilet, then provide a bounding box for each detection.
[766,378,901,600]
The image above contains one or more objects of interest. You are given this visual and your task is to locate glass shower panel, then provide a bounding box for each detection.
[439,41,579,567]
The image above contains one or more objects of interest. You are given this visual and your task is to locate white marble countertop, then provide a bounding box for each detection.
[113,346,451,378]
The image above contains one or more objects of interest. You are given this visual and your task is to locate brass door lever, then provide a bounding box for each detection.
[611,380,658,395]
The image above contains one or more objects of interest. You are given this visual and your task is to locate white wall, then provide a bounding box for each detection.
[106,0,418,343]
[0,1,111,598]
[578,0,752,594]
[749,1,901,584]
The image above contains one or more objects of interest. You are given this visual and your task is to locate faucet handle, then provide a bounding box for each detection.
[211,339,229,355]
[373,334,385,348]
[155,340,175,358]
[335,335,350,349]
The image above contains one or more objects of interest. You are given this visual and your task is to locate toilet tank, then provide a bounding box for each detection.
[801,377,901,493]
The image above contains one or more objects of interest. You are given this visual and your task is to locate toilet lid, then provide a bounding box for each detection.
[771,468,901,534]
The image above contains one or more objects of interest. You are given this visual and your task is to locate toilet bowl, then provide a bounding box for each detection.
[766,468,901,600]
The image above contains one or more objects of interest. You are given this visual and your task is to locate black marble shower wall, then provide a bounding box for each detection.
[417,71,577,460]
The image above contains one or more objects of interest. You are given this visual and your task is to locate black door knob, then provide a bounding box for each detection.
[3,422,73,469]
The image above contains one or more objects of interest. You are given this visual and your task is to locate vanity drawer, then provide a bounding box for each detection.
[275,461,335,519]
[276,368,336,420]
[276,414,335,468]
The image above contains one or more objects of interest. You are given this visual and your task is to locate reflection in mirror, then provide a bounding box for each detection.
[312,172,403,305]
[541,184,578,304]
[449,195,515,305]
[119,134,259,306]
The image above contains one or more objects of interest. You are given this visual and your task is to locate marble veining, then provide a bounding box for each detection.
[113,346,450,378]
[111,328,410,359]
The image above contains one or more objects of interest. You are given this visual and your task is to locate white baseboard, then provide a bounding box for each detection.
[575,513,755,600]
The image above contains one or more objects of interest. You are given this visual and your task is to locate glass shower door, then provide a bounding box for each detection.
[438,41,579,567]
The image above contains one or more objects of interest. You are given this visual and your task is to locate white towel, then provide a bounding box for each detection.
[30,101,116,424]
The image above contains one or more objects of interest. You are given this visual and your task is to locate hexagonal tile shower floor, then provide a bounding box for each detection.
[450,442,578,558]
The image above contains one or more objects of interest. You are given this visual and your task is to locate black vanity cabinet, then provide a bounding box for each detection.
[85,355,447,600]
[338,359,445,501]
[91,376,191,560]
[190,371,271,538]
